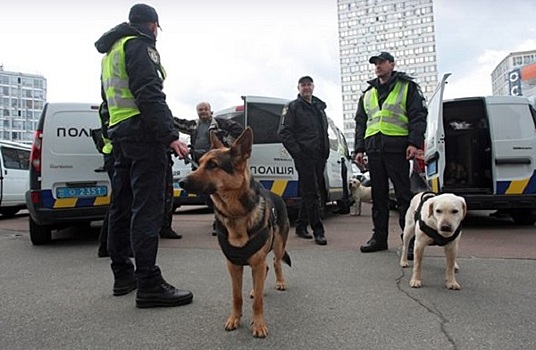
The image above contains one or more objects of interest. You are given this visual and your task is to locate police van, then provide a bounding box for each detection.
[0,140,31,217]
[208,95,352,216]
[26,103,110,245]
[424,73,536,225]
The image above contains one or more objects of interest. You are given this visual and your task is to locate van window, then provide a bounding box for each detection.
[1,146,30,170]
[246,103,284,144]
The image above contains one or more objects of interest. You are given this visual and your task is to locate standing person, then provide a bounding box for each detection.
[95,3,193,307]
[278,76,329,246]
[354,52,427,256]
[173,102,244,235]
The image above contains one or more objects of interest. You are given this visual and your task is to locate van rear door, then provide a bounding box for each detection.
[486,96,536,195]
[424,73,450,192]
[242,96,298,199]
[40,103,109,208]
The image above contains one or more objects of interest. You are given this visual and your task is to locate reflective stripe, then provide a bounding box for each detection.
[364,81,409,137]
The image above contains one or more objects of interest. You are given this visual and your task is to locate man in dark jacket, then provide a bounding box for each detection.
[278,76,329,246]
[354,52,427,256]
[95,4,193,308]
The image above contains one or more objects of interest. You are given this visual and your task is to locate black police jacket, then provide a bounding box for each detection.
[95,22,178,146]
[278,95,330,161]
[353,71,427,154]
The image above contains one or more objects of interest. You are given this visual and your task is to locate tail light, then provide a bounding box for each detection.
[30,130,43,173]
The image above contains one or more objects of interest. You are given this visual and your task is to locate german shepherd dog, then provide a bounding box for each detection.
[179,127,291,338]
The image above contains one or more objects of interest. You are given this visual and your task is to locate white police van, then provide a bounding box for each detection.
[209,95,352,217]
[425,73,536,225]
[0,140,31,217]
[26,103,110,245]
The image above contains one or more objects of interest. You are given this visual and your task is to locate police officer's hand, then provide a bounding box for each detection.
[355,152,366,167]
[170,139,189,159]
[406,145,420,160]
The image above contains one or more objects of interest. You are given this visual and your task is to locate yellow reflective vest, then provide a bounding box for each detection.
[101,36,140,127]
[363,81,409,138]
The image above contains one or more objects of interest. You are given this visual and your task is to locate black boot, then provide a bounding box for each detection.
[136,281,193,308]
[313,231,327,245]
[159,227,182,239]
[360,234,388,253]
[295,227,313,239]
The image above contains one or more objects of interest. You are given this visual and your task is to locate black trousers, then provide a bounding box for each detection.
[108,140,167,288]
[161,156,174,230]
[367,151,412,243]
[294,157,326,235]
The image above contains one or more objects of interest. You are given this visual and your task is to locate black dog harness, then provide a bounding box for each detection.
[216,184,277,266]
[414,192,462,247]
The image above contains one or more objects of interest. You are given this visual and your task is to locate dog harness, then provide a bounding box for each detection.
[414,192,462,246]
[216,183,277,266]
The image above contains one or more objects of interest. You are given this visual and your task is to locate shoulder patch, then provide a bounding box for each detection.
[147,47,160,65]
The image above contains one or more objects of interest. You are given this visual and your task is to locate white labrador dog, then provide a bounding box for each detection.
[349,178,372,216]
[400,192,467,290]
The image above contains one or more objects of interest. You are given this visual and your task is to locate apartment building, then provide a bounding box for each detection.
[337,0,438,150]
[491,49,536,96]
[0,66,46,144]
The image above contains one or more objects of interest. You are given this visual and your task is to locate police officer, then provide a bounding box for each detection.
[354,52,427,256]
[95,3,193,307]
[278,76,329,246]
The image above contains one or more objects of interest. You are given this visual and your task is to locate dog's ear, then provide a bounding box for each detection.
[210,130,225,149]
[460,196,467,218]
[427,200,435,218]
[230,127,253,160]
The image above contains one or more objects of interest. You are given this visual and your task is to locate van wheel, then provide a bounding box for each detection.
[510,210,536,226]
[29,217,52,245]
[0,208,20,217]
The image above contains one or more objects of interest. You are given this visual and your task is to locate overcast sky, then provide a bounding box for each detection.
[1,0,535,128]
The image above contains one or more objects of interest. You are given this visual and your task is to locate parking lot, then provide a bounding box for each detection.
[1,206,535,350]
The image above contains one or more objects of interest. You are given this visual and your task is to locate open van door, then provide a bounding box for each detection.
[424,73,451,193]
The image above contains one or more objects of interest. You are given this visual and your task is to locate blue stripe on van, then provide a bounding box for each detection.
[496,170,536,195]
[259,180,299,198]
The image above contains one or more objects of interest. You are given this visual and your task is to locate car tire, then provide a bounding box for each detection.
[0,207,20,217]
[510,209,536,226]
[29,217,52,245]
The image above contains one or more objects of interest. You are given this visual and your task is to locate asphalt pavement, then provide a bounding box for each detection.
[0,206,535,350]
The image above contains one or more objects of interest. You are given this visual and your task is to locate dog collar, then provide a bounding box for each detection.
[414,192,462,247]
[215,189,276,266]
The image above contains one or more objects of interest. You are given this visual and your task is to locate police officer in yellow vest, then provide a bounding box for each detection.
[95,3,193,308]
[354,52,427,255]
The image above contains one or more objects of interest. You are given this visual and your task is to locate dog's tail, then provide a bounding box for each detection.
[282,251,291,267]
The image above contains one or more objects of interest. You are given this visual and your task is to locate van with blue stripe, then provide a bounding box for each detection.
[425,73,536,225]
[26,103,110,244]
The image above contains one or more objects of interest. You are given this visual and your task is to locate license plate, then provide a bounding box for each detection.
[56,186,108,198]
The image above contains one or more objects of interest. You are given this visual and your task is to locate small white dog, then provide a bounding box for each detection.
[349,178,372,216]
[400,192,467,290]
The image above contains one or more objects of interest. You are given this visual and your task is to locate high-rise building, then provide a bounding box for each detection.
[0,66,46,144]
[337,0,438,151]
[491,49,536,96]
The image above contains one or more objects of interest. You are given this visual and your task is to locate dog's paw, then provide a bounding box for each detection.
[251,319,268,338]
[454,262,460,273]
[446,280,461,290]
[409,279,422,288]
[275,281,286,291]
[400,259,409,268]
[225,315,241,331]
